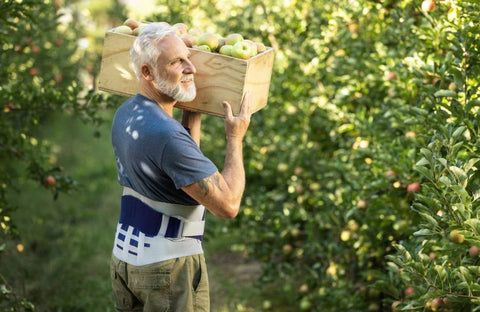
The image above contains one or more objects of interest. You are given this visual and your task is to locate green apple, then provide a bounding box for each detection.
[225,33,244,45]
[219,44,233,56]
[194,45,211,52]
[180,33,197,48]
[114,25,133,35]
[450,229,465,243]
[232,41,253,59]
[197,33,219,51]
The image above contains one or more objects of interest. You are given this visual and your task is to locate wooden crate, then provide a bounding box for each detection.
[98,30,275,117]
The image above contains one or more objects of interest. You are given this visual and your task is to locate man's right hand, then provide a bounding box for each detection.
[222,92,252,141]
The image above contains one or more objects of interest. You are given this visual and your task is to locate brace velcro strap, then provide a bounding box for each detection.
[120,191,205,240]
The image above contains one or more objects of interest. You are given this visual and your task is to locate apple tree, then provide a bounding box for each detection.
[194,0,480,311]
[0,1,115,309]
[377,1,480,311]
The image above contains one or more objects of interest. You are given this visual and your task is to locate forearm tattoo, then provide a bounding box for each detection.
[198,174,222,196]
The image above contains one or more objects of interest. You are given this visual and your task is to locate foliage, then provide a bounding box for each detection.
[1,0,480,311]
[0,1,114,309]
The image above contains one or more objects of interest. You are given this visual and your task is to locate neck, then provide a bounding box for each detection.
[139,81,176,117]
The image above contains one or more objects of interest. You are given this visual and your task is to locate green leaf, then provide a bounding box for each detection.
[434,90,457,97]
[465,219,480,235]
[413,228,434,236]
[439,176,452,186]
[451,126,466,139]
[415,157,430,167]
[449,166,467,184]
[415,165,433,181]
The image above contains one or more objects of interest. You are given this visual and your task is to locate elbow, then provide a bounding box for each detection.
[217,203,240,219]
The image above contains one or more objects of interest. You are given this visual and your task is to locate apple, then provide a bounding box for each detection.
[114,25,133,35]
[231,41,253,59]
[31,45,41,53]
[194,45,211,52]
[356,199,368,210]
[404,286,415,297]
[132,23,149,36]
[217,37,226,50]
[255,41,267,53]
[29,67,39,76]
[243,39,258,56]
[44,175,56,187]
[449,229,465,243]
[405,131,417,138]
[225,33,244,46]
[172,22,188,36]
[197,33,219,51]
[391,300,402,312]
[123,18,140,30]
[180,33,197,48]
[421,0,435,12]
[188,27,203,37]
[407,182,421,194]
[219,44,234,56]
[385,170,398,179]
[469,245,479,258]
[431,298,443,310]
[384,71,397,81]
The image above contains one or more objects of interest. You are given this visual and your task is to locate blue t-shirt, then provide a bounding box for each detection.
[111,94,218,205]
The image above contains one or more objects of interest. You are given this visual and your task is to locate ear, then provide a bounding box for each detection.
[141,64,154,81]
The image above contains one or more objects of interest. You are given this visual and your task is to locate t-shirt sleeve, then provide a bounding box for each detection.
[161,131,218,189]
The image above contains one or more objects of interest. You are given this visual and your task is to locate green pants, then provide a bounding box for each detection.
[110,254,210,312]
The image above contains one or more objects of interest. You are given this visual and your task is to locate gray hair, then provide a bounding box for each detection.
[130,23,177,80]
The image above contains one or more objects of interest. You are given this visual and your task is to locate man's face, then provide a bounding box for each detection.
[153,35,197,102]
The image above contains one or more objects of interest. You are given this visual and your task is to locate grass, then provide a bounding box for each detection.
[1,111,280,312]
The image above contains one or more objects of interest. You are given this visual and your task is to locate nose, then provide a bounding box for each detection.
[184,59,196,75]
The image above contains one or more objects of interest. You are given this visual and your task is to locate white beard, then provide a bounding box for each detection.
[154,73,196,102]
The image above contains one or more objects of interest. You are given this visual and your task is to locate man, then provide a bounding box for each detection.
[110,23,252,312]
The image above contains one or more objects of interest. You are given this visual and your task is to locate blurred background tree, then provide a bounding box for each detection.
[1,0,479,311]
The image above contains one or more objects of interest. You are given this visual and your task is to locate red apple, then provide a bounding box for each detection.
[421,0,435,12]
[29,67,39,76]
[243,39,258,56]
[384,71,397,81]
[255,41,267,53]
[431,297,443,310]
[385,170,398,179]
[407,182,421,194]
[469,245,479,258]
[172,22,188,36]
[44,175,56,187]
[132,23,148,36]
[404,286,415,297]
[123,18,140,30]
[180,33,197,48]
